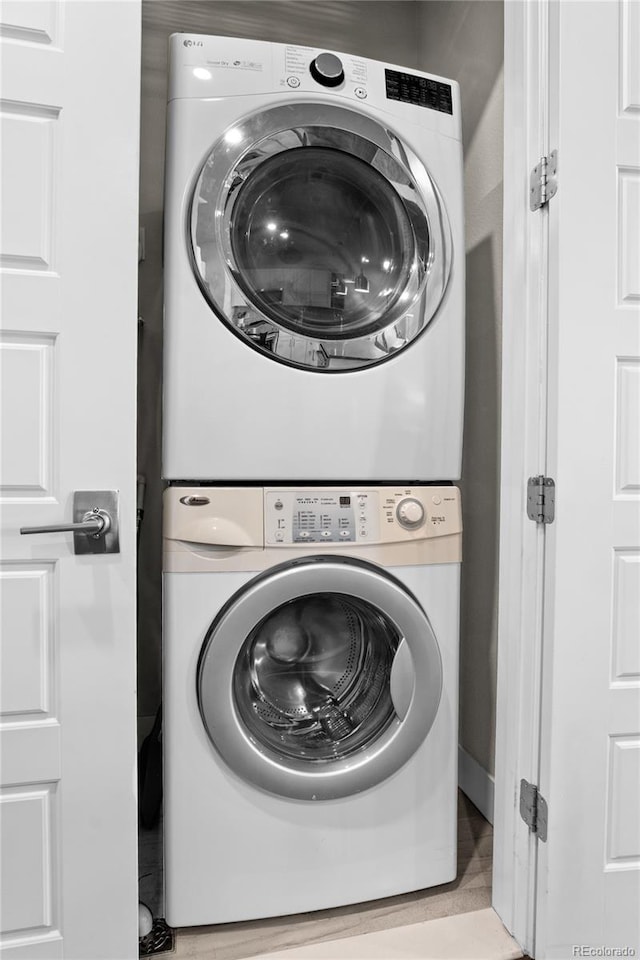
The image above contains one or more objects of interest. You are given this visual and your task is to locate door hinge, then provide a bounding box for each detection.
[520,779,548,841]
[527,475,555,524]
[530,150,558,210]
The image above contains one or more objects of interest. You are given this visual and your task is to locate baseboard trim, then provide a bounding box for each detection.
[458,745,495,824]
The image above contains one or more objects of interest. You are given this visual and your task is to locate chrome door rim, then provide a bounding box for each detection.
[188,102,453,372]
[197,557,443,800]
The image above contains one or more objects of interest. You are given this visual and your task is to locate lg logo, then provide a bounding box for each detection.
[183,39,203,47]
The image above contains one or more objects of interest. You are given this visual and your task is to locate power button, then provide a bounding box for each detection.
[286,76,300,88]
[354,86,367,99]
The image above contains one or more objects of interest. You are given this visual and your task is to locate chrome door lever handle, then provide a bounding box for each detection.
[21,508,111,539]
[19,491,120,555]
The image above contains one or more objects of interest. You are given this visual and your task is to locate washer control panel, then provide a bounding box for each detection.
[380,487,461,537]
[396,497,426,529]
[266,491,379,545]
[265,487,461,546]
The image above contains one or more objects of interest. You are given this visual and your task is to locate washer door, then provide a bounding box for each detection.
[190,102,452,371]
[197,557,443,800]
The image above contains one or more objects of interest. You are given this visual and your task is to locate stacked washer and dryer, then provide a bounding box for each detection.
[162,35,465,927]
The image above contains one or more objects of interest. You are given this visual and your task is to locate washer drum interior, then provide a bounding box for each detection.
[197,557,443,800]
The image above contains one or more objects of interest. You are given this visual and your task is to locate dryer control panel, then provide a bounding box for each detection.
[167,35,461,141]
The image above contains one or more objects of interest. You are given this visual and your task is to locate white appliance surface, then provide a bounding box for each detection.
[163,485,461,926]
[163,36,464,481]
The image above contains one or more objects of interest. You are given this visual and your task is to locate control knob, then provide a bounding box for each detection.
[396,497,426,529]
[309,52,344,88]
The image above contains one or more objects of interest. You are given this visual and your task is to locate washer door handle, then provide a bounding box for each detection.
[389,638,414,721]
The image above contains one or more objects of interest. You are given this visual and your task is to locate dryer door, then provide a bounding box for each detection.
[197,556,443,800]
[190,103,451,371]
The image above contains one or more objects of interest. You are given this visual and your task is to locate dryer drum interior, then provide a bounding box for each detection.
[189,103,452,371]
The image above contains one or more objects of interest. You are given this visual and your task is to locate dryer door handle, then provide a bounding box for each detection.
[389,638,415,721]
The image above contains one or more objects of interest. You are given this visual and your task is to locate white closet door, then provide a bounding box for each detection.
[0,2,140,957]
[537,0,640,955]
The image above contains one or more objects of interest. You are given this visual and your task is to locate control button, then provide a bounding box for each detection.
[299,531,310,539]
[396,497,426,529]
[359,528,368,538]
[432,495,442,505]
[309,52,344,88]
[275,500,284,510]
[339,530,350,538]
[286,76,300,88]
[354,86,367,99]
[275,531,284,542]
[320,530,332,538]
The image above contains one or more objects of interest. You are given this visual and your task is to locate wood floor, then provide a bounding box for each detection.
[171,792,493,960]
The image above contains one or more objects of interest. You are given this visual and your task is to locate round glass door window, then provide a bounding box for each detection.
[229,148,415,341]
[197,557,443,800]
[190,103,452,371]
[234,593,399,762]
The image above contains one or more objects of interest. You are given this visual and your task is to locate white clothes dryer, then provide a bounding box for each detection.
[163,484,461,926]
[163,36,465,481]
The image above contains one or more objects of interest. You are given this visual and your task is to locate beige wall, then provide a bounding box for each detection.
[137,1,504,782]
[417,1,504,777]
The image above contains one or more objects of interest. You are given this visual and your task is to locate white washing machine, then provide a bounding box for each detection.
[163,484,461,926]
[163,36,465,481]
